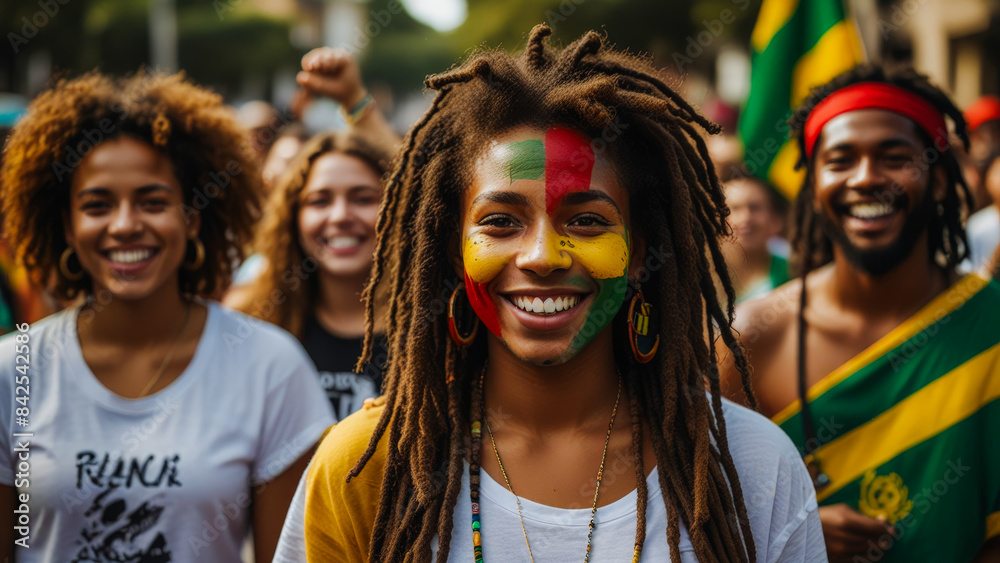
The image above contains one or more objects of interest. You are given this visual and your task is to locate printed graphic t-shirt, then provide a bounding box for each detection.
[301,315,386,421]
[0,302,334,563]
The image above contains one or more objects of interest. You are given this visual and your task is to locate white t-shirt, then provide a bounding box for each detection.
[0,302,335,563]
[276,399,825,562]
[964,206,999,274]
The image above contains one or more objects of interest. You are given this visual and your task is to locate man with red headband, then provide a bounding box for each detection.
[722,65,1000,562]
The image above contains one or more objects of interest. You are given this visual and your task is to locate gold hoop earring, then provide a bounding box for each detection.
[183,239,205,271]
[59,247,85,281]
[448,283,480,347]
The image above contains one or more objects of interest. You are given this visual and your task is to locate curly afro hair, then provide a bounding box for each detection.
[1,70,261,299]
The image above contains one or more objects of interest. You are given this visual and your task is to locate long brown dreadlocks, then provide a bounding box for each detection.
[351,24,757,562]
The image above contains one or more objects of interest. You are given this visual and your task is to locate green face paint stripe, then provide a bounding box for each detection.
[505,139,545,184]
[562,275,629,360]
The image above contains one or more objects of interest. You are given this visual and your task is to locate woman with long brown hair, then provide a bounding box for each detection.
[226,129,393,420]
[286,25,825,562]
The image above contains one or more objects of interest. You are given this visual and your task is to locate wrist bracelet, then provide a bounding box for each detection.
[343,93,375,125]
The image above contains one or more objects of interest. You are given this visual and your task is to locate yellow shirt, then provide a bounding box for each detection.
[304,397,388,562]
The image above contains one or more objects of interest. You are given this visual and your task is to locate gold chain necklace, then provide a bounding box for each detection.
[484,376,622,563]
[138,302,193,397]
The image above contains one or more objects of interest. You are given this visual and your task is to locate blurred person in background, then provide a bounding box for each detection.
[965,95,1000,209]
[720,174,790,303]
[722,65,1000,562]
[228,47,400,422]
[238,100,288,164]
[0,71,333,562]
[229,48,401,293]
[261,122,310,196]
[964,151,1000,273]
[226,129,392,422]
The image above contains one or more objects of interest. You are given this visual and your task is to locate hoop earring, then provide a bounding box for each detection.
[59,247,85,281]
[448,283,480,347]
[627,284,659,363]
[183,238,205,271]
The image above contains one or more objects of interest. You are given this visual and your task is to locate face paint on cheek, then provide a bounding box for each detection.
[462,235,505,336]
[561,231,630,359]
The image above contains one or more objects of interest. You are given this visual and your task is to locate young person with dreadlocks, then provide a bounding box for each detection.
[0,71,334,561]
[280,25,825,562]
[721,64,1000,562]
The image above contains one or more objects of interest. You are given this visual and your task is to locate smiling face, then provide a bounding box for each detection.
[297,152,381,281]
[724,178,782,253]
[66,136,198,301]
[812,109,944,275]
[460,126,632,365]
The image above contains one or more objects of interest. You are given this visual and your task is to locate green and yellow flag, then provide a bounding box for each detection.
[739,0,864,199]
[774,275,1000,561]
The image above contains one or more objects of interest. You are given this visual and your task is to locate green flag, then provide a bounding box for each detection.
[739,0,864,199]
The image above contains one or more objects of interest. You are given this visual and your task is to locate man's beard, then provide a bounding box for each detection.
[818,185,935,277]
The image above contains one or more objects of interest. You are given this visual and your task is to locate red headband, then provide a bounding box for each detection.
[804,82,948,158]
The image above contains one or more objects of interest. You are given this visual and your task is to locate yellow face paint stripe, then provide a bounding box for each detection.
[463,230,628,285]
[772,274,989,426]
[809,343,1000,502]
[567,232,629,280]
[463,236,508,284]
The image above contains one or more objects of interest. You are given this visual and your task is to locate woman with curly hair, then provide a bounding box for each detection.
[0,71,334,561]
[283,25,824,562]
[226,130,393,421]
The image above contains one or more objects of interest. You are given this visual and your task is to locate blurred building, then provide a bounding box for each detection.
[872,0,1000,105]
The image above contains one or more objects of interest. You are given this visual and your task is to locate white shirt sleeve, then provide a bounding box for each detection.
[237,315,334,485]
[273,468,310,563]
[251,351,335,485]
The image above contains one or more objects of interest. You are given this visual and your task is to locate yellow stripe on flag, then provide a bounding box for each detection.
[767,140,805,200]
[790,20,865,108]
[750,0,800,53]
[988,511,1000,540]
[772,274,989,426]
[811,343,1000,501]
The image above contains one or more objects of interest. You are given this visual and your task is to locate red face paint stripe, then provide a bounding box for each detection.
[544,127,595,215]
[464,270,502,337]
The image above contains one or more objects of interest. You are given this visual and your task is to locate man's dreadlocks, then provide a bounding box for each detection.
[351,24,757,562]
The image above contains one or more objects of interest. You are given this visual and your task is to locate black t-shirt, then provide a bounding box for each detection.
[301,316,387,421]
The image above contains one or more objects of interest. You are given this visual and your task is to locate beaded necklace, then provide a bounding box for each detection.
[469,368,642,562]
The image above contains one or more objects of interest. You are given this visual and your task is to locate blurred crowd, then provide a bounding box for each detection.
[0,20,998,563]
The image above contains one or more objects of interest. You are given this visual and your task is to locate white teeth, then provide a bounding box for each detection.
[109,249,153,264]
[849,202,895,219]
[327,236,360,249]
[512,295,580,315]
